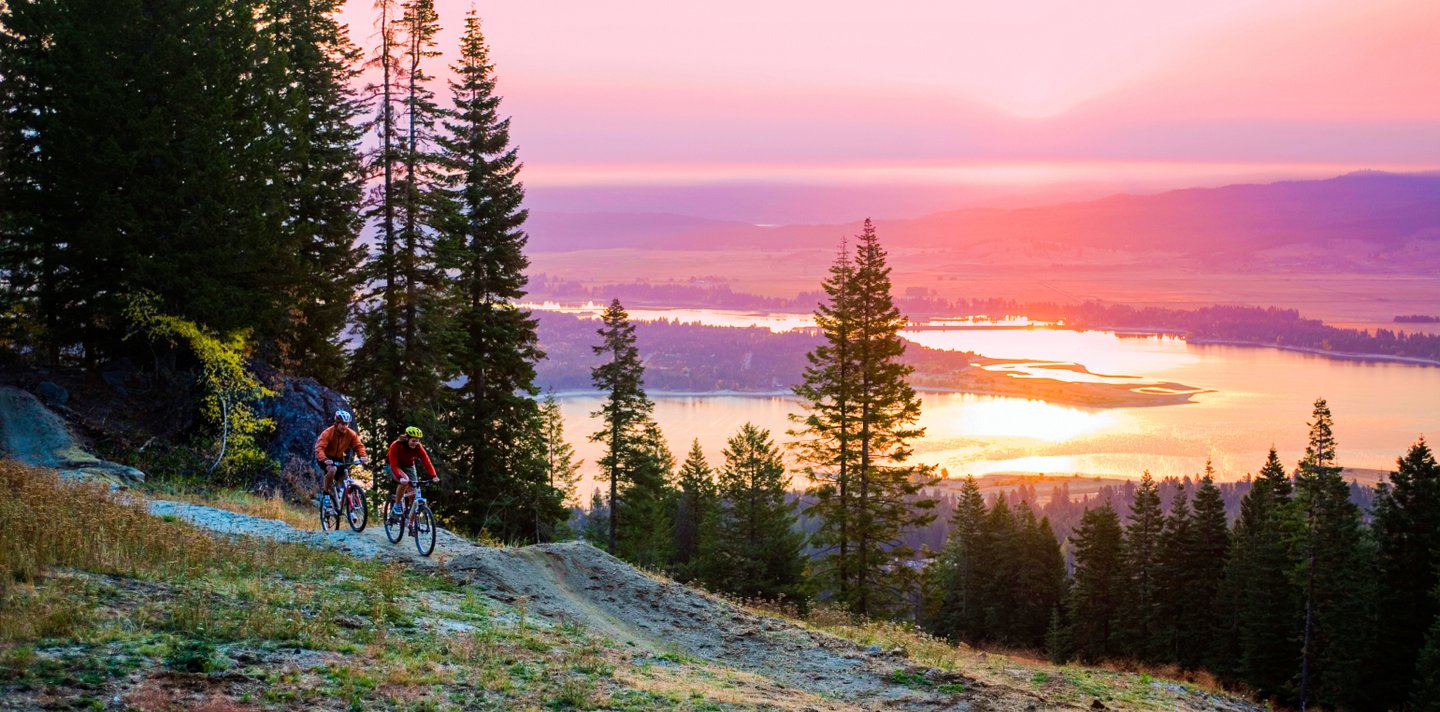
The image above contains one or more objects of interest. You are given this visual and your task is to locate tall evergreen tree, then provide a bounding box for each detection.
[0,0,290,362]
[1121,471,1165,661]
[260,0,366,383]
[672,439,717,580]
[1155,484,1193,664]
[1184,469,1229,669]
[589,299,654,555]
[536,393,582,506]
[620,420,677,568]
[511,393,579,542]
[975,496,1020,641]
[1067,503,1126,662]
[847,220,937,615]
[699,424,806,603]
[1216,447,1298,699]
[351,0,449,438]
[1290,398,1376,712]
[353,0,403,419]
[433,9,555,541]
[1013,503,1066,648]
[790,239,858,601]
[794,220,935,615]
[925,475,986,641]
[1373,438,1440,709]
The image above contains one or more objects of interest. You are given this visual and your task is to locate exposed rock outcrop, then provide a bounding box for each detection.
[253,365,363,497]
[0,386,145,486]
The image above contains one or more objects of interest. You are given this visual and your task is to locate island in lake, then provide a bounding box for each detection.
[535,311,1205,408]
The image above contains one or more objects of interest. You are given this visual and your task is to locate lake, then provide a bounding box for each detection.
[550,308,1438,500]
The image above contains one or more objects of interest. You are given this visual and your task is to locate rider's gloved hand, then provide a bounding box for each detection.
[358,457,367,464]
[431,477,439,484]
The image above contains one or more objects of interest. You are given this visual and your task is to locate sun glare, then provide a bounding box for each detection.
[923,396,1110,443]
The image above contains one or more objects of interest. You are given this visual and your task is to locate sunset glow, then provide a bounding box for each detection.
[338,0,1440,208]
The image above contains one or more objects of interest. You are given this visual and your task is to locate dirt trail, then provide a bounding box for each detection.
[149,496,1080,710]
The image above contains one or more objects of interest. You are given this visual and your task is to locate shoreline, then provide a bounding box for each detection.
[545,384,1204,409]
[1185,339,1440,367]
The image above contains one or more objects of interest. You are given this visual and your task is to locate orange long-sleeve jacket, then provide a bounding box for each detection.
[314,425,367,463]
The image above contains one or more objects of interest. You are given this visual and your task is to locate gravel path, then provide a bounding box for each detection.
[145,496,1090,711]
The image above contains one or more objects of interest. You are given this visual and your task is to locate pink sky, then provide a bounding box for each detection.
[338,0,1440,219]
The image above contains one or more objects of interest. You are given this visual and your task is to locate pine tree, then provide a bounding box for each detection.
[794,221,935,616]
[353,0,403,420]
[433,9,556,541]
[1290,398,1376,711]
[618,420,677,568]
[260,0,366,383]
[1217,447,1298,698]
[1122,471,1165,661]
[700,424,806,603]
[350,0,449,439]
[1184,469,1228,669]
[1013,504,1066,648]
[1155,484,1193,664]
[672,439,717,580]
[589,299,654,556]
[925,475,985,641]
[0,0,289,362]
[511,394,579,542]
[582,488,609,548]
[1067,503,1126,662]
[1373,438,1440,709]
[790,240,858,601]
[975,496,1019,642]
[537,394,582,505]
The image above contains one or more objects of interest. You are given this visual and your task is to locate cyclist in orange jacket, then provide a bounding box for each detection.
[315,410,367,512]
[388,426,437,518]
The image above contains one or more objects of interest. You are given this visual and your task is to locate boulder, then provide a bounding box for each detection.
[0,386,144,485]
[35,381,68,406]
[253,367,365,497]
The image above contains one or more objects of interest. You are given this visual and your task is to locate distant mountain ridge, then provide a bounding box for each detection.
[526,172,1440,260]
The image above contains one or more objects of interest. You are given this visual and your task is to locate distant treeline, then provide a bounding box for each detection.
[530,274,822,312]
[900,472,1375,569]
[1034,302,1440,361]
[533,278,1440,362]
[534,310,983,393]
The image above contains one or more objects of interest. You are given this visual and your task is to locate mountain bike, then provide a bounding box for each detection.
[320,459,368,533]
[384,476,437,556]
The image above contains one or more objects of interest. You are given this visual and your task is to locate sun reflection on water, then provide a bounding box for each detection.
[923,395,1111,443]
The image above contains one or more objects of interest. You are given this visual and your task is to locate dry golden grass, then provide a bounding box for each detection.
[0,460,344,598]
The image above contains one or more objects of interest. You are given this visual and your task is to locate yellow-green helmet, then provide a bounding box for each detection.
[404,426,423,439]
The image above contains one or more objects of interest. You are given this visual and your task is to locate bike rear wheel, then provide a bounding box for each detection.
[413,503,436,557]
[383,497,405,544]
[344,484,368,532]
[319,488,341,531]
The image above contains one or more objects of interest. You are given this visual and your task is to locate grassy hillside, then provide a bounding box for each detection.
[0,462,1258,711]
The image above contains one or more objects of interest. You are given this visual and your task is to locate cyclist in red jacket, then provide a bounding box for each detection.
[388,426,437,518]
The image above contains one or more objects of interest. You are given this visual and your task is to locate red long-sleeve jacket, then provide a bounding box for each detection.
[388,439,436,480]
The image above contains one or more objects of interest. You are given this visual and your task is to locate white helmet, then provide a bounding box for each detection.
[334,409,352,424]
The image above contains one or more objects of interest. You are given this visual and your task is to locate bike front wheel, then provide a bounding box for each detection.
[412,504,436,557]
[344,484,368,532]
[383,498,404,544]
